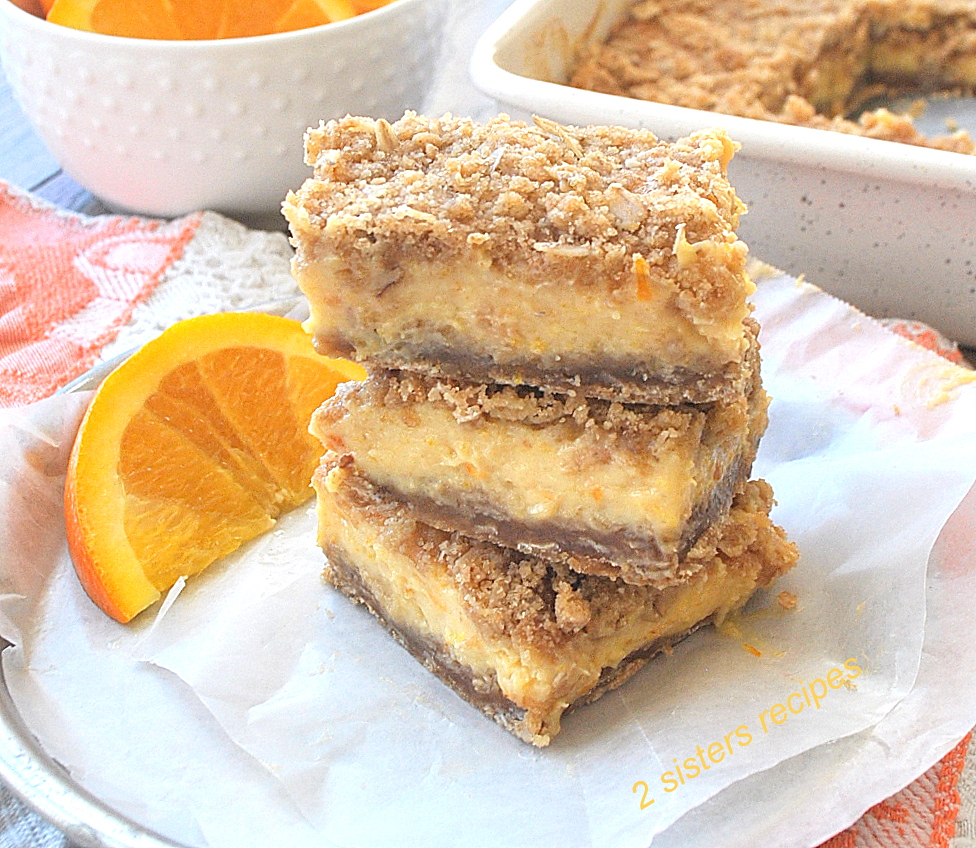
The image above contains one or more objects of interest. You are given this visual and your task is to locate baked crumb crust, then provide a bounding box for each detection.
[570,0,976,154]
[319,339,758,407]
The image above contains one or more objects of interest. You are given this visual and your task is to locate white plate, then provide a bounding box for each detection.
[2,281,976,848]
[0,299,309,848]
[0,661,182,847]
[470,0,976,347]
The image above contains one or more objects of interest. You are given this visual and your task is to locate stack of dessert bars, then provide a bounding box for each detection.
[284,112,798,746]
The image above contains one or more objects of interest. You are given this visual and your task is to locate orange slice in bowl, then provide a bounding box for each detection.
[44,0,396,38]
[64,311,365,623]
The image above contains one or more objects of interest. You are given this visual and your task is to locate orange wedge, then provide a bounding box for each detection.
[45,0,398,38]
[64,311,365,623]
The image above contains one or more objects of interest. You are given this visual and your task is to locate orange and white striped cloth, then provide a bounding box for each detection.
[820,734,972,848]
[0,181,300,407]
[0,183,200,406]
[0,179,972,848]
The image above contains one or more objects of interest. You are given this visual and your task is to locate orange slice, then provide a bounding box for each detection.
[45,0,398,38]
[64,311,365,623]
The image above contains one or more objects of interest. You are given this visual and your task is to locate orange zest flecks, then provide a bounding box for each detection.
[633,253,653,301]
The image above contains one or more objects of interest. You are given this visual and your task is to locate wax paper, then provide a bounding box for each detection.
[1,271,976,848]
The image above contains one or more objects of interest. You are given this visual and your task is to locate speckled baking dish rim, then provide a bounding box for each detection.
[470,0,976,347]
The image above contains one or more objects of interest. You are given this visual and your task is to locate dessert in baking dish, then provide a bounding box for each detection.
[315,460,797,746]
[288,113,797,745]
[570,0,976,154]
[310,323,766,586]
[283,112,754,406]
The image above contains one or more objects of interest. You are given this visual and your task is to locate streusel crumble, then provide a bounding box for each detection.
[570,0,976,153]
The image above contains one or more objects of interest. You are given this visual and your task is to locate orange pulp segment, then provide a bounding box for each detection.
[45,0,400,39]
[64,311,365,623]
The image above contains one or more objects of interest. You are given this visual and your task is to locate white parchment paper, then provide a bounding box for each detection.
[1,271,976,848]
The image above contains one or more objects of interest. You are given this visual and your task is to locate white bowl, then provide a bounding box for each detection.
[0,0,446,227]
[471,0,976,347]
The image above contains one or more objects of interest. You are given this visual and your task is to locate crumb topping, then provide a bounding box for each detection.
[284,112,748,310]
[777,590,799,610]
[570,0,976,154]
[439,479,796,652]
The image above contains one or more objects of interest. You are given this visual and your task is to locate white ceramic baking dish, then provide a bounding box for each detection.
[471,0,976,347]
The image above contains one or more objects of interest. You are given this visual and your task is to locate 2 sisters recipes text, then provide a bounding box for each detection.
[633,657,863,809]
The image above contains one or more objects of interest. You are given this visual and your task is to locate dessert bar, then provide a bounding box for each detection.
[284,113,755,405]
[315,459,798,746]
[310,322,767,586]
[288,112,798,746]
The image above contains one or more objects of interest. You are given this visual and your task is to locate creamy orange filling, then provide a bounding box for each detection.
[295,250,753,373]
[314,386,753,549]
